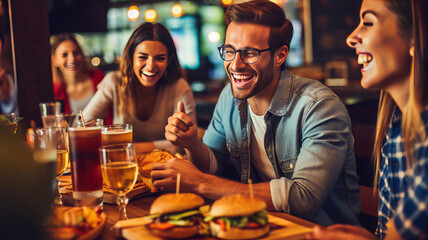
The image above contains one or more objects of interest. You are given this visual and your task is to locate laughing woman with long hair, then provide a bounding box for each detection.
[83,23,196,154]
[308,0,428,239]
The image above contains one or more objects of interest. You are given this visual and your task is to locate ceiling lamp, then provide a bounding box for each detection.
[145,9,157,22]
[127,5,140,21]
[171,3,183,18]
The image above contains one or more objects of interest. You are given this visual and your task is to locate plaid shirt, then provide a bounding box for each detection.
[377,108,428,239]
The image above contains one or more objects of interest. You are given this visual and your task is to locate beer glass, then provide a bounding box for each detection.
[68,126,103,207]
[101,124,133,146]
[100,143,138,220]
[35,127,69,205]
[39,102,61,128]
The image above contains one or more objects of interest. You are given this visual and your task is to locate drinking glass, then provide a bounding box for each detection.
[56,113,79,128]
[101,124,133,146]
[68,126,103,207]
[39,102,61,128]
[77,118,103,127]
[33,128,58,206]
[35,127,69,205]
[99,143,138,220]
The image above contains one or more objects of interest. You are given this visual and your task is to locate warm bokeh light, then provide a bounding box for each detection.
[145,9,157,22]
[91,57,101,67]
[127,5,140,22]
[208,32,221,43]
[221,0,233,7]
[171,3,183,18]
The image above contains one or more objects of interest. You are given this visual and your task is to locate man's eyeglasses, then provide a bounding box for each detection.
[217,45,275,64]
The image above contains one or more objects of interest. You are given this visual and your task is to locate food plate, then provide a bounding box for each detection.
[47,207,106,240]
[78,212,106,240]
[59,176,152,206]
[115,214,312,240]
[103,182,152,204]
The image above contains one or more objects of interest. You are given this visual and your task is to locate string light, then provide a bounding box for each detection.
[145,9,157,22]
[171,3,183,18]
[208,32,221,43]
[91,57,101,67]
[127,5,140,21]
[221,0,232,7]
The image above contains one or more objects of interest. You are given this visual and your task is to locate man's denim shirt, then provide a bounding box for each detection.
[203,70,361,226]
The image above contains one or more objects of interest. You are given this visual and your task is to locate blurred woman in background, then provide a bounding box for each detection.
[308,0,428,239]
[51,33,111,124]
[83,22,196,154]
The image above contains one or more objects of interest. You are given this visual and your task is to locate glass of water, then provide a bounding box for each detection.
[39,102,61,128]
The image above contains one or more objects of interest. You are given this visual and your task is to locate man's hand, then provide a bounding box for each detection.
[165,101,198,149]
[151,158,203,193]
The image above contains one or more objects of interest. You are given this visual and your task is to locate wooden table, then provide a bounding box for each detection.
[98,192,316,240]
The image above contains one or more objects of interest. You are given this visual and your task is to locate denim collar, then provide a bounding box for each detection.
[234,69,293,117]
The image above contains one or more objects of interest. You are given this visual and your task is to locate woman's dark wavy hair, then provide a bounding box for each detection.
[118,22,184,116]
[224,0,293,69]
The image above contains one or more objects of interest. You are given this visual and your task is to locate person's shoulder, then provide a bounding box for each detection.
[174,78,191,89]
[97,71,121,89]
[292,74,339,101]
[103,71,121,82]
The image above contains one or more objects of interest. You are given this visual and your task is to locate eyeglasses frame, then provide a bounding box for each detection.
[217,45,276,64]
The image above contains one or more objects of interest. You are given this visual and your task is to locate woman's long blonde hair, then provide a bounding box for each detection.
[50,33,92,84]
[118,23,183,117]
[373,0,427,189]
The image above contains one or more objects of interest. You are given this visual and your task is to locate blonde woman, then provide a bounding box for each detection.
[308,0,428,239]
[51,33,111,124]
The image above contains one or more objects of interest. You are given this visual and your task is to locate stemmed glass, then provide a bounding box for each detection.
[34,127,69,205]
[99,143,138,220]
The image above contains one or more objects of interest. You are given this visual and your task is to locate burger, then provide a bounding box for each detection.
[204,194,270,239]
[138,150,175,192]
[147,193,205,239]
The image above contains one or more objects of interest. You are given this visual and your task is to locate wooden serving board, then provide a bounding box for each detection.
[59,175,151,205]
[116,214,312,240]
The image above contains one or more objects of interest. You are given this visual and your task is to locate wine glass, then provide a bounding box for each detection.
[99,143,138,220]
[35,127,69,205]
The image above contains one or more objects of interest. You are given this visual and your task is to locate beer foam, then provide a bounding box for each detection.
[103,129,132,135]
[33,149,56,163]
[68,126,101,131]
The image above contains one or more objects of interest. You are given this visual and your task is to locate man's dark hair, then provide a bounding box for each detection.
[224,0,293,51]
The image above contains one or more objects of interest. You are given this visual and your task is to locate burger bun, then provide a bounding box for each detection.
[210,221,270,240]
[210,194,267,217]
[150,193,204,215]
[148,225,199,239]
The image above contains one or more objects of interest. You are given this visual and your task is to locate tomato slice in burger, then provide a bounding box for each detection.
[217,219,227,231]
[246,222,262,228]
[150,222,175,230]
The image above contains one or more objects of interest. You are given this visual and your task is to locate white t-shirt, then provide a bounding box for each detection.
[248,105,275,181]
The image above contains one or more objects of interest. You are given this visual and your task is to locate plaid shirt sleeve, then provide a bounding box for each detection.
[393,111,428,240]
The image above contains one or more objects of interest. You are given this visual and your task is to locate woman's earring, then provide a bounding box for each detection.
[409,46,414,57]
